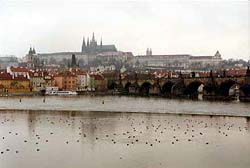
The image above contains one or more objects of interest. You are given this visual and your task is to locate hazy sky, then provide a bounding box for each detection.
[0,0,249,60]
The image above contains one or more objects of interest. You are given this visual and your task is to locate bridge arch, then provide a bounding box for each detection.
[107,80,118,90]
[139,82,152,96]
[171,82,186,96]
[203,82,218,95]
[219,79,236,96]
[124,82,131,94]
[161,81,175,96]
[124,82,139,95]
[185,80,203,96]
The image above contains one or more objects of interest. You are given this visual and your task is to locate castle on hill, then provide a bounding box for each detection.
[23,33,119,68]
[81,33,117,54]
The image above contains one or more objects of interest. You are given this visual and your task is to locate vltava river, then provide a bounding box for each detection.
[0,96,249,168]
[0,96,249,116]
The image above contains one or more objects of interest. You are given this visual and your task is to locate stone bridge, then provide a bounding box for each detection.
[107,68,250,99]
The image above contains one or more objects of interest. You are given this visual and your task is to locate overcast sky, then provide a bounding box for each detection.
[0,0,249,60]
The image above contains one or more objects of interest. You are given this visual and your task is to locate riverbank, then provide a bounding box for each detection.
[1,92,250,102]
[1,108,250,119]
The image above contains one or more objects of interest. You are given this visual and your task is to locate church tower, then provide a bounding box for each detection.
[245,66,250,84]
[89,32,97,53]
[214,50,221,58]
[26,46,39,69]
[71,54,77,67]
[90,32,97,46]
[100,38,103,52]
[81,36,86,53]
[28,46,33,55]
[146,48,152,56]
[92,32,95,42]
[32,47,36,54]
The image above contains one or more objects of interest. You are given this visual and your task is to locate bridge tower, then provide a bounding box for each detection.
[246,66,250,84]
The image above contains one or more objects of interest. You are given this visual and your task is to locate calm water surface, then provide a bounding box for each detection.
[0,96,250,168]
[0,96,249,116]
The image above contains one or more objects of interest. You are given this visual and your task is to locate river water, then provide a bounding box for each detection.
[0,96,250,168]
[0,96,249,116]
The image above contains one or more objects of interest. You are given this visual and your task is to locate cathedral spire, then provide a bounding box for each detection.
[100,37,103,52]
[92,32,95,42]
[81,36,86,53]
[215,50,221,58]
[32,47,36,54]
[29,45,33,55]
[146,48,152,56]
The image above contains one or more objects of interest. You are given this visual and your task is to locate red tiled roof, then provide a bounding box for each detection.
[225,69,246,76]
[54,71,76,77]
[0,72,29,81]
[10,66,29,72]
[29,70,44,77]
[0,72,12,80]
[73,69,88,75]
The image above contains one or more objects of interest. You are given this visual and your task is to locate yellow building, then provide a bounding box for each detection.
[0,72,31,94]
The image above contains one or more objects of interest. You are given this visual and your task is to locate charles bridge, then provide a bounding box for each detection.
[107,67,250,100]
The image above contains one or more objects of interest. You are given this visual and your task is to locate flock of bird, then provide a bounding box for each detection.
[0,108,249,158]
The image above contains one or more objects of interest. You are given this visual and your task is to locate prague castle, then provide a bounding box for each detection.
[22,33,223,70]
[81,33,117,54]
[34,33,117,65]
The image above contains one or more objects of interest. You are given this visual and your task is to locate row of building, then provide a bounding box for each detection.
[0,66,108,95]
[0,64,248,95]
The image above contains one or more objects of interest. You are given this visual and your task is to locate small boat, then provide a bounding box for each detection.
[57,91,78,96]
[45,90,78,96]
[45,87,59,96]
[45,90,58,95]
